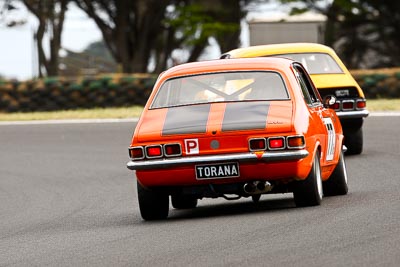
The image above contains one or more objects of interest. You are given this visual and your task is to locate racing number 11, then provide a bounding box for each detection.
[323,118,336,161]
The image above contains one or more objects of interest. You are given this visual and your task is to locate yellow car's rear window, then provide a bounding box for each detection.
[269,53,343,74]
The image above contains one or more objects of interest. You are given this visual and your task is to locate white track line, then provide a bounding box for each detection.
[0,118,138,126]
[369,112,400,117]
[0,112,399,126]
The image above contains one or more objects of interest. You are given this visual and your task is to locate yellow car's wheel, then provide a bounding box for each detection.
[323,150,348,196]
[345,127,363,155]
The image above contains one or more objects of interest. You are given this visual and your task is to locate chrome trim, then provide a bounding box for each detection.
[128,146,144,160]
[336,109,369,119]
[342,145,348,153]
[127,150,309,170]
[163,143,182,157]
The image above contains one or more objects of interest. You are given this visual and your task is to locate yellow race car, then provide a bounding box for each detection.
[221,43,369,155]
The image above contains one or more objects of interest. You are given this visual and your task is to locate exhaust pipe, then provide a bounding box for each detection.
[243,181,273,195]
[243,182,256,194]
[256,181,266,191]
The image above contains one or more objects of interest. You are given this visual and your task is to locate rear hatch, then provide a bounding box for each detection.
[310,73,358,90]
[136,101,293,155]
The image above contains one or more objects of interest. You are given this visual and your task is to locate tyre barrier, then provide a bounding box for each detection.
[0,69,399,113]
[351,68,400,99]
[0,74,156,112]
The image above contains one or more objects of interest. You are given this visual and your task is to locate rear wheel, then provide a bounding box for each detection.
[171,194,198,209]
[323,150,348,196]
[293,151,323,207]
[137,181,169,220]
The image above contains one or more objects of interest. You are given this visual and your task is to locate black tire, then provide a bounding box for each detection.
[344,127,363,155]
[137,181,169,220]
[171,194,198,209]
[293,151,323,207]
[323,150,348,196]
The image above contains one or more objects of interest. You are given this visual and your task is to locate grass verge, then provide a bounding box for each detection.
[366,99,400,112]
[0,106,144,121]
[0,99,399,121]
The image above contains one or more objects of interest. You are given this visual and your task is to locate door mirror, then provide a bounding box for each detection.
[323,95,337,108]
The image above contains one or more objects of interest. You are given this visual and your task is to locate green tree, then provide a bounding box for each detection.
[59,41,117,76]
[74,0,252,73]
[157,0,243,72]
[336,0,400,68]
[74,0,173,73]
[1,0,68,77]
[278,0,400,68]
[24,0,68,77]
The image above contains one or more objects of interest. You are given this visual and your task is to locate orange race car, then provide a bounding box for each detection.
[221,43,369,155]
[127,57,348,220]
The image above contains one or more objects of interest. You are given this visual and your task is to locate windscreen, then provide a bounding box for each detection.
[151,71,289,109]
[272,53,343,74]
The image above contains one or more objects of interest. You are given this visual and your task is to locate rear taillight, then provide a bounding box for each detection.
[287,136,306,149]
[342,100,355,110]
[249,138,266,151]
[329,102,340,110]
[249,135,306,152]
[356,99,367,109]
[164,143,182,157]
[129,147,144,160]
[130,143,182,160]
[145,145,163,158]
[268,137,285,150]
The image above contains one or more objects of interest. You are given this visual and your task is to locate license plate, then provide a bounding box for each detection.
[335,89,350,97]
[195,162,240,179]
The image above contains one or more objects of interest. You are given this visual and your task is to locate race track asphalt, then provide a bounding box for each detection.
[0,115,399,266]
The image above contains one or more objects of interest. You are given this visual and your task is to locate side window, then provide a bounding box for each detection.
[294,64,321,105]
[296,71,313,105]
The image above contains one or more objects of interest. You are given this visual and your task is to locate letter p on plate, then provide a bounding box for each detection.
[185,139,199,155]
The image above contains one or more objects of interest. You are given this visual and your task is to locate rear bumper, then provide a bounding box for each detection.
[127,150,309,171]
[336,109,369,119]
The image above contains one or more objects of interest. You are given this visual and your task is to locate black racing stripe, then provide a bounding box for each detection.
[222,102,270,132]
[162,104,211,135]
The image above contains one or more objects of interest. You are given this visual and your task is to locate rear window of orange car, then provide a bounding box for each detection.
[151,71,289,109]
[268,53,343,74]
